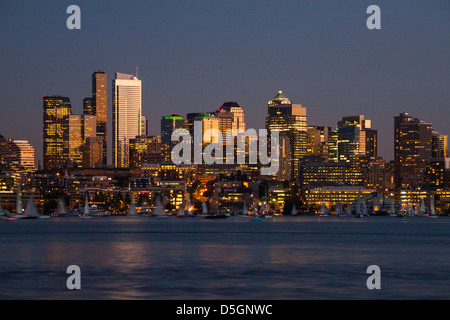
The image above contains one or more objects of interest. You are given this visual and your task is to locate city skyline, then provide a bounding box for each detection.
[0,1,449,164]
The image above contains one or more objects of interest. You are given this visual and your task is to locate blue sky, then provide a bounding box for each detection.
[0,0,449,164]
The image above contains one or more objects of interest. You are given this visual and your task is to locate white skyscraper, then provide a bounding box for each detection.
[113,72,142,167]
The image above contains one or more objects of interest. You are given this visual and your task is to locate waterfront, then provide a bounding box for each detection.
[0,215,449,300]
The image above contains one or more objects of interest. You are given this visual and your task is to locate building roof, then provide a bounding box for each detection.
[268,90,291,105]
[218,101,242,112]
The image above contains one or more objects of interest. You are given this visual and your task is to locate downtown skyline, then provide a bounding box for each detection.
[0,1,449,164]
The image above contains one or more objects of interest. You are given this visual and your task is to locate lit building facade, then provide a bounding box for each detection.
[82,137,103,168]
[43,96,72,171]
[92,71,108,166]
[129,135,162,168]
[1,139,36,172]
[63,114,83,168]
[307,126,331,160]
[161,114,188,163]
[394,113,433,188]
[265,91,307,180]
[336,115,376,164]
[299,160,363,187]
[432,132,448,159]
[113,72,142,168]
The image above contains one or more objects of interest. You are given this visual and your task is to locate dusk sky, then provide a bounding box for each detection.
[0,0,449,165]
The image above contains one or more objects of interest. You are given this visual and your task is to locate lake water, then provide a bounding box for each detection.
[0,215,449,300]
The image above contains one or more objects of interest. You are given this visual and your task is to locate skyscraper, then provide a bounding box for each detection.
[82,137,103,168]
[1,139,36,172]
[336,115,376,164]
[432,132,448,159]
[265,91,307,180]
[129,135,162,168]
[161,114,188,163]
[307,126,331,161]
[83,97,94,115]
[63,114,83,168]
[215,102,246,163]
[43,96,72,171]
[92,71,107,165]
[141,115,148,136]
[112,72,142,168]
[394,113,433,188]
[82,115,97,143]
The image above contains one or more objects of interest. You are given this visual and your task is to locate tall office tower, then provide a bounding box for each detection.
[432,132,448,159]
[307,126,331,161]
[0,135,6,164]
[83,97,94,115]
[129,135,162,168]
[141,115,148,136]
[328,129,339,163]
[394,113,433,188]
[356,156,386,189]
[82,115,97,142]
[336,115,376,164]
[186,112,215,135]
[82,137,103,168]
[277,134,292,181]
[215,102,246,162]
[161,114,188,163]
[265,91,307,180]
[112,72,142,168]
[43,96,72,171]
[365,129,378,158]
[2,139,36,172]
[215,102,246,133]
[186,113,221,164]
[63,115,83,168]
[92,71,108,165]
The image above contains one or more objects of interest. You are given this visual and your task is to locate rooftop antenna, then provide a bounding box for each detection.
[136,66,138,78]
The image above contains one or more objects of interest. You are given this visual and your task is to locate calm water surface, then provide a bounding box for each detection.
[0,215,449,299]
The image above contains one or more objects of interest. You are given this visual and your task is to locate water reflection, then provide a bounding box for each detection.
[0,216,449,299]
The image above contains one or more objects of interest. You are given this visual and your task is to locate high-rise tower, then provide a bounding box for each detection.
[43,96,72,170]
[92,71,107,165]
[265,91,307,180]
[112,72,142,168]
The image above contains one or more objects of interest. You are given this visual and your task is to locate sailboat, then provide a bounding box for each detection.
[12,185,23,218]
[13,186,39,219]
[429,195,438,218]
[176,203,187,218]
[291,204,298,216]
[418,198,426,216]
[335,202,343,217]
[152,196,167,217]
[242,202,248,215]
[80,193,92,219]
[0,196,15,221]
[389,201,396,217]
[320,203,329,216]
[396,202,405,217]
[51,199,68,217]
[355,190,362,218]
[405,204,412,216]
[362,199,368,217]
[128,202,138,216]
[201,201,208,216]
[15,195,40,219]
[186,200,195,217]
[346,204,352,217]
